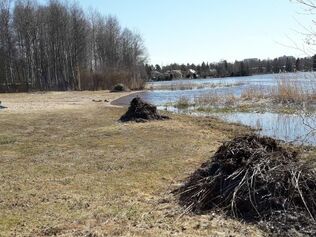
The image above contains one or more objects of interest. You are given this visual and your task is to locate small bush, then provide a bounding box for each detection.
[175,96,190,109]
[111,83,127,92]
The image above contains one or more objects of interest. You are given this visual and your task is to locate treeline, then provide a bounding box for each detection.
[0,0,147,92]
[148,55,316,80]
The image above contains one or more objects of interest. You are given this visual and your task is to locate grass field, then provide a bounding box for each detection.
[0,91,264,236]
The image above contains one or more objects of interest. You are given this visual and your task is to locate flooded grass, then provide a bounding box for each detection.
[171,78,316,115]
[159,76,316,145]
[174,96,191,109]
[146,82,245,91]
[241,79,316,106]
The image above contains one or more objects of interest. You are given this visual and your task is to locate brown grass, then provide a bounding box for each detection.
[0,92,263,236]
[193,92,237,107]
[147,82,245,91]
[241,80,316,105]
[241,86,268,101]
[194,93,221,106]
[271,80,316,104]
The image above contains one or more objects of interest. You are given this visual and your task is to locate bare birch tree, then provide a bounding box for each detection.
[0,0,148,92]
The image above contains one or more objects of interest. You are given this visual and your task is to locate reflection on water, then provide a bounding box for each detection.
[112,72,316,145]
[216,112,316,145]
[156,106,316,145]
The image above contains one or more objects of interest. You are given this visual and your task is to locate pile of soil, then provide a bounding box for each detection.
[120,97,170,123]
[175,135,316,236]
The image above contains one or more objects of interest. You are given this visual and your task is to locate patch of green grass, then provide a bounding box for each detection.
[0,136,16,145]
[196,106,254,113]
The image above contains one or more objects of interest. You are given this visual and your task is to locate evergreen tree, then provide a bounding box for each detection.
[285,57,293,72]
[312,55,316,71]
[295,58,301,72]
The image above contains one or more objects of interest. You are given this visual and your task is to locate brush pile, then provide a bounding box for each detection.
[120,97,170,123]
[175,135,316,236]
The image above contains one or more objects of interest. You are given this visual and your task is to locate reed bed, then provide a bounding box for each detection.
[241,79,316,105]
[147,82,245,91]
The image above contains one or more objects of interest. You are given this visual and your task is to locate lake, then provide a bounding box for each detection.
[113,72,316,145]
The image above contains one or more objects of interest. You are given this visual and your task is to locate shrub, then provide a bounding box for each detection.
[175,96,190,109]
[111,83,127,92]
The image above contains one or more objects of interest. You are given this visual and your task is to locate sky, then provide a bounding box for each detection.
[70,0,314,64]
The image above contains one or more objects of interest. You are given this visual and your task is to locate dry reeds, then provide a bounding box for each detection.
[271,80,316,105]
[241,86,268,100]
[193,92,237,107]
[241,80,316,105]
[175,96,190,109]
[194,93,221,106]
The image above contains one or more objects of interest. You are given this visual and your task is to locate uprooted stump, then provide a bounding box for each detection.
[120,97,170,123]
[174,135,316,236]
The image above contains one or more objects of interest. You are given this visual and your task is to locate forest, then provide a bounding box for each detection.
[148,55,316,80]
[0,0,147,92]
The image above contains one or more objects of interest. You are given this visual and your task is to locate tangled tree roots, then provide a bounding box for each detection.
[120,97,170,123]
[175,135,316,236]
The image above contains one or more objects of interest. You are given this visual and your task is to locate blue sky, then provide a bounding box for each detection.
[71,0,313,64]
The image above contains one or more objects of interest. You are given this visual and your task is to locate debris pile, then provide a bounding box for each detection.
[111,83,128,92]
[175,135,316,236]
[120,97,170,123]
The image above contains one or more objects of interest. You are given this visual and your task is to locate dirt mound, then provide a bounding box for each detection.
[120,97,170,123]
[175,135,316,236]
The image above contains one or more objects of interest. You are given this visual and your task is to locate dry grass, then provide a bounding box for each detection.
[241,80,316,105]
[193,92,237,108]
[271,80,316,104]
[175,96,190,109]
[194,93,221,106]
[0,92,263,236]
[241,86,268,101]
[0,90,136,114]
[147,82,245,91]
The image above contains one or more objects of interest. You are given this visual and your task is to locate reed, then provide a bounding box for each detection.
[175,96,191,109]
[271,80,316,105]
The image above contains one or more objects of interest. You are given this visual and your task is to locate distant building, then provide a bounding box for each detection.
[186,69,198,79]
[166,70,183,80]
[209,69,217,77]
[151,70,165,81]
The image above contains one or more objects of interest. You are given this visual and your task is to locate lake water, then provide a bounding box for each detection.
[113,72,316,145]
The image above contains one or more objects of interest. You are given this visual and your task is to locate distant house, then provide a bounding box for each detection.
[186,69,198,79]
[151,70,165,81]
[209,69,217,77]
[166,70,183,80]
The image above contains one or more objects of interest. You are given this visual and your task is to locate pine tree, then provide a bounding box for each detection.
[312,55,316,71]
